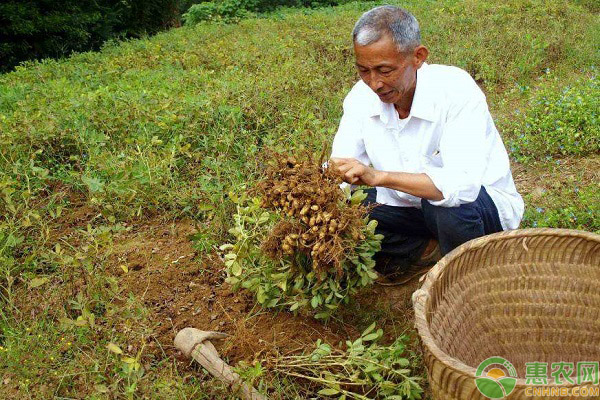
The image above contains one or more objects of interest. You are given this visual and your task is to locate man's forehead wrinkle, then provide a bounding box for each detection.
[356,61,395,69]
[355,50,400,69]
[355,38,402,62]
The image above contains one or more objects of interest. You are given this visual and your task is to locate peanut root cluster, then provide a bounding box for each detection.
[257,155,370,278]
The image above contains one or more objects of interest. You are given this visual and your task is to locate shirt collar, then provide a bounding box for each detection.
[368,62,437,124]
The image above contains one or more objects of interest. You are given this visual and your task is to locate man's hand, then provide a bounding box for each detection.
[329,157,382,186]
[329,157,444,201]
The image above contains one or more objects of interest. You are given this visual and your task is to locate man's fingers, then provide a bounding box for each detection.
[345,165,365,184]
[330,157,357,163]
[330,158,373,186]
[335,162,356,174]
[329,158,368,184]
[329,157,360,169]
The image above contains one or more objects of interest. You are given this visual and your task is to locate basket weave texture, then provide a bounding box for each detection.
[412,228,600,400]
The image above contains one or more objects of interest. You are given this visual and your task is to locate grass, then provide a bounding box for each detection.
[0,0,598,398]
[505,70,599,162]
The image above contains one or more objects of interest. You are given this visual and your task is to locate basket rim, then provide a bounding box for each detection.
[412,227,600,386]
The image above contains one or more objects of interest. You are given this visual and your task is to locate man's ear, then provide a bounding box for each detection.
[413,45,429,67]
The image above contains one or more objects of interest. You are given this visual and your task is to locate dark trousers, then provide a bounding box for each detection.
[363,186,503,270]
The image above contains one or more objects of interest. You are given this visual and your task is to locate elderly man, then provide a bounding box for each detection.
[329,5,524,283]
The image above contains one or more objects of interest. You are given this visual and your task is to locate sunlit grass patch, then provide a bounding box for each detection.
[506,71,599,162]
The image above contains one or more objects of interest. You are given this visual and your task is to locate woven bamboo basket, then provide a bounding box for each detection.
[412,228,600,400]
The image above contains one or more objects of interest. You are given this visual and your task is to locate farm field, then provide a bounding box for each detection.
[0,0,598,398]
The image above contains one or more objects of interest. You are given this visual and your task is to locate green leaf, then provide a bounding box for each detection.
[225,276,240,285]
[257,211,270,224]
[367,219,378,231]
[310,295,319,309]
[350,189,367,205]
[107,343,123,354]
[318,388,340,396]
[5,234,24,247]
[341,184,352,199]
[82,175,104,193]
[257,289,267,304]
[228,227,241,236]
[364,363,379,373]
[361,322,376,336]
[29,277,49,289]
[230,261,242,276]
[265,298,279,308]
[366,270,379,279]
[362,332,380,342]
[361,274,369,286]
[197,203,214,212]
[397,358,410,367]
[277,279,287,291]
[372,372,384,382]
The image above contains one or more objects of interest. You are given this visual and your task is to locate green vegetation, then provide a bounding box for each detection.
[1,0,350,73]
[519,160,599,231]
[223,192,382,320]
[0,0,598,398]
[507,71,599,162]
[182,0,344,24]
[0,0,184,73]
[237,323,423,399]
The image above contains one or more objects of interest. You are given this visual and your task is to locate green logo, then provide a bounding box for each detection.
[475,356,518,399]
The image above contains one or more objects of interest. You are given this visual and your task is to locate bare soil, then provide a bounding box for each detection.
[105,217,421,365]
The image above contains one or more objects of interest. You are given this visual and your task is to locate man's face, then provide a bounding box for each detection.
[353,34,425,106]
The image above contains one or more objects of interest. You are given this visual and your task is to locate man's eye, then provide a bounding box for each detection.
[380,69,393,75]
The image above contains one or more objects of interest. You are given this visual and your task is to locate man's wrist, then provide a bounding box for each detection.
[374,170,388,187]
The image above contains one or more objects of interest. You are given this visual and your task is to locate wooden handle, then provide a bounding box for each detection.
[175,327,266,400]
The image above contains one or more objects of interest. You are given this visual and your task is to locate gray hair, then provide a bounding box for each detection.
[352,5,421,53]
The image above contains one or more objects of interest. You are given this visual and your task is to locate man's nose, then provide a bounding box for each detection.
[369,71,384,92]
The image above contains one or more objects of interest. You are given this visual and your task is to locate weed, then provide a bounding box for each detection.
[507,71,599,162]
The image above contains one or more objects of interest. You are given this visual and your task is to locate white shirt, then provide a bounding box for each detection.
[331,62,524,230]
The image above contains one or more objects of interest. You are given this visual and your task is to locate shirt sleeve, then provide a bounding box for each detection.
[330,96,370,165]
[423,85,492,207]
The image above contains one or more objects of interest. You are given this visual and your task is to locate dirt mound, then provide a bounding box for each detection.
[12,212,424,397]
[106,218,398,364]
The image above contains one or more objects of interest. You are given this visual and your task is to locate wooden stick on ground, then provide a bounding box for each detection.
[174,327,267,400]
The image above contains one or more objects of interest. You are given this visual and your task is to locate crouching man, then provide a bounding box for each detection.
[329,5,524,283]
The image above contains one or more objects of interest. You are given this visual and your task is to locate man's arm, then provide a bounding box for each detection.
[330,157,443,201]
[377,170,443,201]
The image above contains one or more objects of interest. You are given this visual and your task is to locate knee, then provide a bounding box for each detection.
[421,199,481,235]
